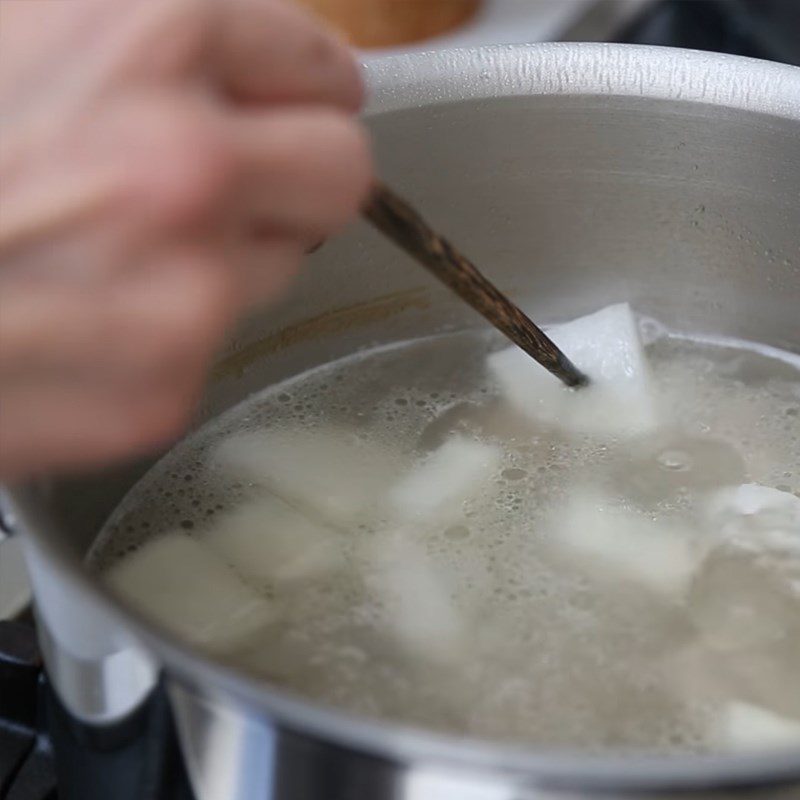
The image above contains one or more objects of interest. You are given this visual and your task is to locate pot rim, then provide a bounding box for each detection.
[364,41,800,118]
[13,42,800,791]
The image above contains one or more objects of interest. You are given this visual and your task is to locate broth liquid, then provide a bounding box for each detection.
[90,322,800,752]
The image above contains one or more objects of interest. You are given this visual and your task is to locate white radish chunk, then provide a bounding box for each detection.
[387,436,501,525]
[715,702,800,751]
[202,497,342,586]
[706,483,800,549]
[550,490,696,597]
[689,484,800,655]
[211,428,400,527]
[487,303,659,437]
[106,532,276,652]
[360,531,465,665]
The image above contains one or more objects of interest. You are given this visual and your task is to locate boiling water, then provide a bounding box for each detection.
[91,320,800,753]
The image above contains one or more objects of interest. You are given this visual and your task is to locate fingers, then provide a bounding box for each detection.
[67,94,373,248]
[80,92,233,234]
[229,106,373,240]
[49,94,371,256]
[212,0,364,111]
[0,370,202,479]
[0,248,233,376]
[226,232,305,304]
[0,92,231,280]
[0,249,236,480]
[2,89,371,304]
[0,0,363,115]
[0,231,310,482]
[0,0,375,481]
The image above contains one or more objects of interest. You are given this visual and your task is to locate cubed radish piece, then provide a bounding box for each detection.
[690,484,800,654]
[487,303,659,437]
[715,702,800,751]
[550,490,696,597]
[106,532,276,651]
[202,497,342,586]
[706,484,800,548]
[360,531,465,664]
[387,436,501,525]
[211,428,400,527]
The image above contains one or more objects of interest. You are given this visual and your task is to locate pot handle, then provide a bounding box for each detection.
[0,487,17,539]
[0,488,34,621]
[1,489,159,723]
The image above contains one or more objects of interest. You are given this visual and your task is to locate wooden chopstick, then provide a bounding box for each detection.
[363,182,589,389]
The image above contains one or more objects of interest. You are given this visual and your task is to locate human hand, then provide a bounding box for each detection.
[0,0,372,481]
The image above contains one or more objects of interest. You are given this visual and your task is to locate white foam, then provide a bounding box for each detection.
[106,532,277,651]
[487,303,659,437]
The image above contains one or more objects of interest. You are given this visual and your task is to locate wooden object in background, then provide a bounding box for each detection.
[295,0,481,48]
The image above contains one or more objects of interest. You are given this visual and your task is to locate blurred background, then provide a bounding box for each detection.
[295,0,800,65]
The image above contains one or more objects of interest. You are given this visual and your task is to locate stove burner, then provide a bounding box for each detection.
[0,622,194,800]
[0,622,54,800]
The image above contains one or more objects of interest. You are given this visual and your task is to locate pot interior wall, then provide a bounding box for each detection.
[30,93,800,563]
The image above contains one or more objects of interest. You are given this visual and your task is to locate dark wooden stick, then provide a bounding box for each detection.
[363,182,589,389]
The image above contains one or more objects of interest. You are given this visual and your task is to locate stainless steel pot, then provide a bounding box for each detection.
[5,43,800,800]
